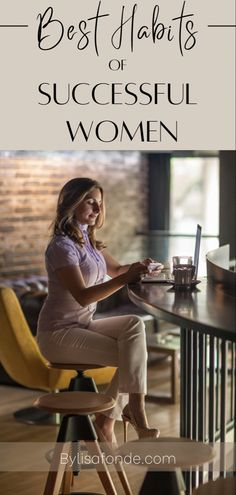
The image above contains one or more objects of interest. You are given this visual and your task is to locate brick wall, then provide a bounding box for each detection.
[0,151,148,278]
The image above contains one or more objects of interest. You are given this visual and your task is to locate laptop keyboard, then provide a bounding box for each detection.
[142,266,172,283]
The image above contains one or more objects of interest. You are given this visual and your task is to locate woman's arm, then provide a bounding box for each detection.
[55,262,147,307]
[103,250,156,278]
[102,249,130,277]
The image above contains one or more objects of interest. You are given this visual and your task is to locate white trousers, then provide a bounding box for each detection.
[37,315,147,420]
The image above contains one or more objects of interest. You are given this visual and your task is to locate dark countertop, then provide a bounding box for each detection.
[128,278,236,341]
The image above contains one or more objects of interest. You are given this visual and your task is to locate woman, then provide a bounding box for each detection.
[37,177,159,444]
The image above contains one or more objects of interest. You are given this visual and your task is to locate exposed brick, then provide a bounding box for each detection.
[0,152,148,279]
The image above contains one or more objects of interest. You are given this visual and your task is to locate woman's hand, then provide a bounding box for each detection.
[123,262,148,283]
[142,258,154,267]
[142,258,164,274]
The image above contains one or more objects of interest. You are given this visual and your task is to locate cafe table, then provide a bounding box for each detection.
[128,278,236,487]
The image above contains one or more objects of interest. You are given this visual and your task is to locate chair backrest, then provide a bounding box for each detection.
[0,287,50,390]
[0,287,115,391]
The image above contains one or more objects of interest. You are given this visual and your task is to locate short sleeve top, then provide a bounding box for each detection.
[37,225,107,332]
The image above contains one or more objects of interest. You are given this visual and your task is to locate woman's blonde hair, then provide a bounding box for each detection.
[52,177,106,250]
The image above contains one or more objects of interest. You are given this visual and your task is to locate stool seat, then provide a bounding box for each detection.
[34,391,115,415]
[193,476,236,495]
[117,437,215,469]
[47,362,105,371]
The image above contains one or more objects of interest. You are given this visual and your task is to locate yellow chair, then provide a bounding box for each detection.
[0,287,116,423]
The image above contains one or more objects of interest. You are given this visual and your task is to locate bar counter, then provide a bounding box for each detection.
[128,278,236,486]
[128,278,235,342]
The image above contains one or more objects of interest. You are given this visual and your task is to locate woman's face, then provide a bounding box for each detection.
[75,188,102,225]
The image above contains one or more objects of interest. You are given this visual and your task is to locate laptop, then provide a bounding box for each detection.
[142,224,202,283]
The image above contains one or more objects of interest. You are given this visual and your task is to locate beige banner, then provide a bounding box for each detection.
[0,441,235,472]
[0,0,235,149]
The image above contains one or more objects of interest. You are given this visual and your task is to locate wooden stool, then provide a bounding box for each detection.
[117,437,215,495]
[35,391,132,495]
[193,476,236,495]
[47,362,113,480]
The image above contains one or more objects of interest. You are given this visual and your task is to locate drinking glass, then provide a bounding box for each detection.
[172,256,193,267]
[172,256,195,288]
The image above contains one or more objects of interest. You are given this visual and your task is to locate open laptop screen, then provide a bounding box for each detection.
[193,224,202,279]
[142,224,202,283]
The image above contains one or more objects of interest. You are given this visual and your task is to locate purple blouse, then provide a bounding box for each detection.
[37,224,107,332]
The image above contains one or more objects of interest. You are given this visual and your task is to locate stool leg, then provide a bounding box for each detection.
[43,442,70,495]
[86,439,118,495]
[61,463,73,495]
[68,370,98,478]
[115,463,133,495]
[93,422,132,494]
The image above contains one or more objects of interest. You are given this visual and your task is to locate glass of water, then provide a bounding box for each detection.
[172,256,193,267]
[172,256,195,288]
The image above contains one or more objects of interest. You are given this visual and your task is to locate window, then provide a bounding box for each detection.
[169,156,219,275]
